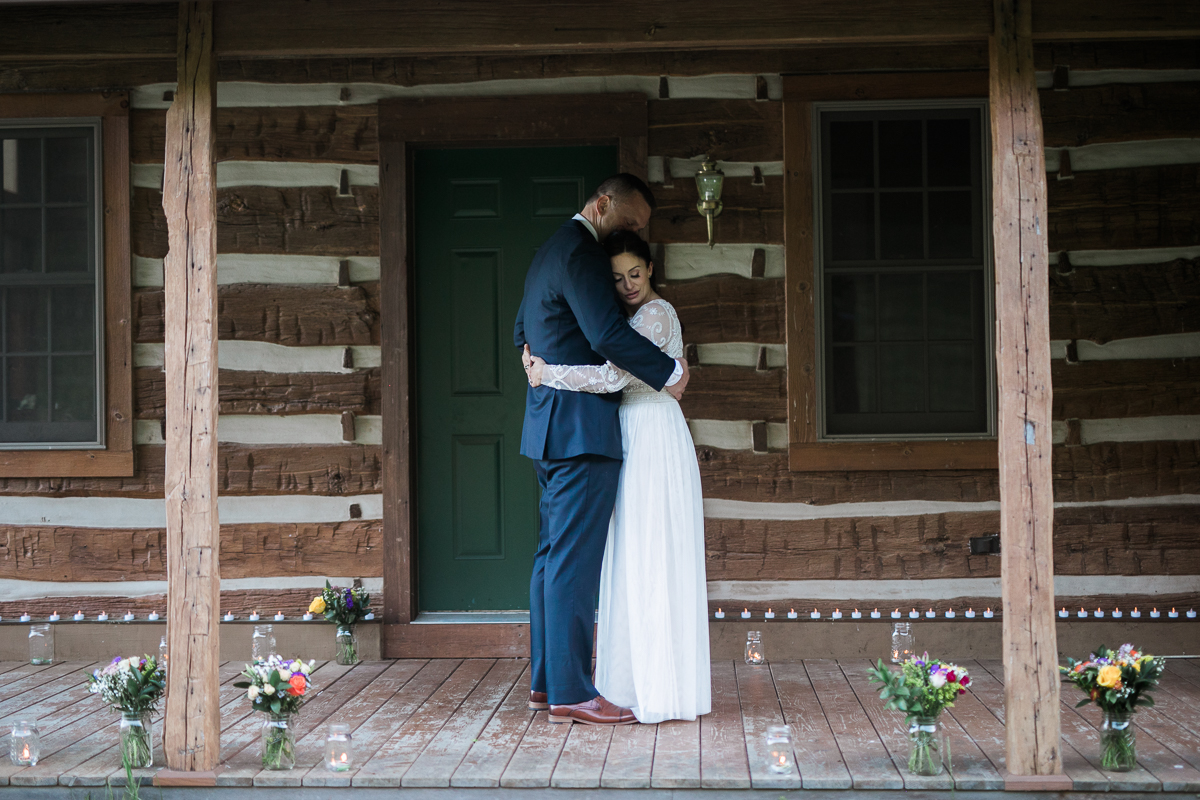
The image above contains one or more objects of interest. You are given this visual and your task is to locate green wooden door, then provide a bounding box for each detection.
[413,145,618,611]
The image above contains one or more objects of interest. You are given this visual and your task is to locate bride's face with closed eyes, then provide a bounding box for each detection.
[612,252,658,312]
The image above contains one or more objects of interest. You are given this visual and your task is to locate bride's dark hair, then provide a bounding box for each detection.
[602,230,657,283]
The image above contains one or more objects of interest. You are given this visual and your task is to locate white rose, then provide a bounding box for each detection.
[930,672,947,689]
[299,661,312,675]
[247,686,259,700]
[278,669,292,681]
[263,684,276,695]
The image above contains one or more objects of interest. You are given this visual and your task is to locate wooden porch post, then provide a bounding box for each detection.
[162,0,220,775]
[989,0,1065,786]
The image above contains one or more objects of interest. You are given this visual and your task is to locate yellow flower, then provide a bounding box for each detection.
[1132,660,1141,672]
[309,596,326,614]
[1097,665,1122,688]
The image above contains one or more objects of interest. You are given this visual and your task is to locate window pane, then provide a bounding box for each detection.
[878,273,923,341]
[6,287,48,352]
[0,138,41,204]
[830,274,876,342]
[879,343,924,412]
[1,208,42,273]
[928,271,978,340]
[878,120,922,188]
[830,193,874,261]
[927,118,972,187]
[46,206,90,272]
[51,286,94,352]
[928,343,977,412]
[830,344,876,413]
[928,191,973,259]
[829,120,874,190]
[45,135,90,203]
[879,191,923,259]
[51,355,95,422]
[7,356,48,422]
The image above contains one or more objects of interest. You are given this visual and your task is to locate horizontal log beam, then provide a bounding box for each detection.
[680,365,787,421]
[1041,82,1200,148]
[1052,359,1200,420]
[652,175,782,243]
[648,99,781,162]
[135,367,381,418]
[658,276,785,343]
[1050,258,1200,343]
[1033,39,1200,71]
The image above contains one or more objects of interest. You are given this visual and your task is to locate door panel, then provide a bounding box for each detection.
[414,145,618,611]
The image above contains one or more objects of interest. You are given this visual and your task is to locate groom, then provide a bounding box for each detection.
[514,174,689,725]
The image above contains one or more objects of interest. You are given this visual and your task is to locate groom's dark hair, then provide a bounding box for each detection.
[588,173,656,212]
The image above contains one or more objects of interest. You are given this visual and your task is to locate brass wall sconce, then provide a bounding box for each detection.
[694,158,725,248]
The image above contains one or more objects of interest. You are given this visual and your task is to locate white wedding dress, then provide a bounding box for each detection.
[538,298,711,723]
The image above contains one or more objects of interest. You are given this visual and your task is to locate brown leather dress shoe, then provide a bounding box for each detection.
[528,691,549,710]
[548,695,637,725]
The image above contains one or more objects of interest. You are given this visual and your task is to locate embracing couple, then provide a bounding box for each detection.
[514,174,711,726]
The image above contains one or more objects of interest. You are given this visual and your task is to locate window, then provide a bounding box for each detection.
[816,105,992,438]
[0,94,131,477]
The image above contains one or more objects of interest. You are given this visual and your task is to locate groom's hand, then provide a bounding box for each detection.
[666,358,689,400]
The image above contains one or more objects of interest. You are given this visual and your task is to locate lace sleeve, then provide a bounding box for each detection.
[537,301,674,393]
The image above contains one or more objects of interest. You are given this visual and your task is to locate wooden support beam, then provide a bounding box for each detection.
[989,0,1061,779]
[162,0,220,773]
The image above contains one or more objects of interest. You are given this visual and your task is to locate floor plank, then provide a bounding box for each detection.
[451,666,534,788]
[944,669,1010,777]
[771,661,853,790]
[352,659,494,787]
[599,718,657,789]
[802,658,902,790]
[699,660,751,789]
[0,662,98,722]
[650,718,702,788]
[404,659,525,787]
[734,660,800,789]
[498,710,571,788]
[0,661,89,709]
[549,719,614,788]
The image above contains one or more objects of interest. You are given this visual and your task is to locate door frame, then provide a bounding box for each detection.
[377,93,649,656]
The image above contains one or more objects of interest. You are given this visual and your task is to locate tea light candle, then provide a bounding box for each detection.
[97,612,108,621]
[714,609,725,619]
[1150,608,1160,618]
[831,609,842,620]
[1187,609,1196,619]
[19,614,31,623]
[1168,608,1179,619]
[945,609,956,619]
[983,608,994,619]
[1093,608,1104,618]
[890,609,901,619]
[73,611,84,621]
[324,723,353,773]
[48,612,60,622]
[810,609,821,620]
[787,609,798,620]
[148,612,160,621]
[764,609,775,620]
[870,608,881,619]
[1130,608,1141,618]
[223,613,234,622]
[925,609,936,619]
[273,613,285,621]
[1058,607,1069,618]
[741,609,751,619]
[303,612,314,621]
[1112,608,1123,618]
[851,609,862,619]
[249,612,260,621]
[1076,608,1087,618]
[908,609,920,619]
[364,612,374,620]
[965,608,976,618]
[123,612,135,621]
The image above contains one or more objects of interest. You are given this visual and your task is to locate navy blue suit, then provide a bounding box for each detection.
[514,219,675,704]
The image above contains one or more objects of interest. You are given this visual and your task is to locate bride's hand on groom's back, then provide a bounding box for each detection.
[666,358,689,401]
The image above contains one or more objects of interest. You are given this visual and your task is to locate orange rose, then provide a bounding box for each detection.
[288,674,306,696]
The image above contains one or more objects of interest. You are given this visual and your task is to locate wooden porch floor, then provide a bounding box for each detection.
[3,658,1200,792]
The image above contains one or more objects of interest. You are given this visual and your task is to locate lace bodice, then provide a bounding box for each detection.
[538,299,683,398]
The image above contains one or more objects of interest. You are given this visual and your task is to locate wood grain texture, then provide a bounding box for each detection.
[381,625,528,659]
[771,661,853,789]
[1034,39,1200,70]
[135,367,381,418]
[648,99,781,162]
[790,440,998,471]
[1041,82,1200,148]
[651,176,782,244]
[1052,359,1200,420]
[1047,165,1200,252]
[783,71,987,102]
[134,283,380,345]
[679,365,786,421]
[1050,258,1200,343]
[132,186,379,258]
[783,96,817,450]
[658,277,784,344]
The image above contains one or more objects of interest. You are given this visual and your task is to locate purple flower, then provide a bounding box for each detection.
[345,588,354,609]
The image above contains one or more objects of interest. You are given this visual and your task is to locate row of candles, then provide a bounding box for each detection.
[8,611,375,623]
[714,607,1198,619]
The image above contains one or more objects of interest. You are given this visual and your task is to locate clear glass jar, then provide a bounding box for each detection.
[1100,711,1136,772]
[29,623,53,665]
[261,712,296,770]
[119,711,154,769]
[325,723,353,772]
[907,715,945,776]
[159,634,169,674]
[744,630,765,665]
[252,624,276,661]
[765,724,793,774]
[9,720,39,766]
[891,622,914,664]
[335,624,359,666]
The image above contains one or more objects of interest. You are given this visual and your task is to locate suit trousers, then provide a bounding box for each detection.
[530,454,622,705]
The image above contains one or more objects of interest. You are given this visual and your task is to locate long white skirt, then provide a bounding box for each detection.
[595,395,711,723]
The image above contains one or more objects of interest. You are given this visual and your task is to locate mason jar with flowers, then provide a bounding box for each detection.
[87,655,166,780]
[309,581,372,665]
[1060,644,1164,771]
[234,655,315,770]
[868,654,971,776]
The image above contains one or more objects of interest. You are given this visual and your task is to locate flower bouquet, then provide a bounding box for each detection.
[868,654,971,776]
[233,655,315,770]
[1060,644,1164,771]
[309,581,372,665]
[87,655,165,784]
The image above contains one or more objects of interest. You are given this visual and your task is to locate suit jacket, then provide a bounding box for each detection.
[514,219,676,460]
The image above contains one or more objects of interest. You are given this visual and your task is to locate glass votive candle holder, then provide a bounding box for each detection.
[744,630,765,665]
[325,723,353,772]
[765,725,792,774]
[891,622,915,664]
[252,624,276,661]
[10,720,40,766]
[159,634,169,673]
[29,623,53,665]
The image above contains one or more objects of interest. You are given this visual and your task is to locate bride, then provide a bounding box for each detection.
[524,230,711,723]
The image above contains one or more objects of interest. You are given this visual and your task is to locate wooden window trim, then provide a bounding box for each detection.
[0,92,132,477]
[376,93,648,643]
[783,72,998,472]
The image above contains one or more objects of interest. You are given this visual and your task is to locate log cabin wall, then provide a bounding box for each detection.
[0,40,1196,620]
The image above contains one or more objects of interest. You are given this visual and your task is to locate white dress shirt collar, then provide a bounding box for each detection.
[572,213,599,241]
